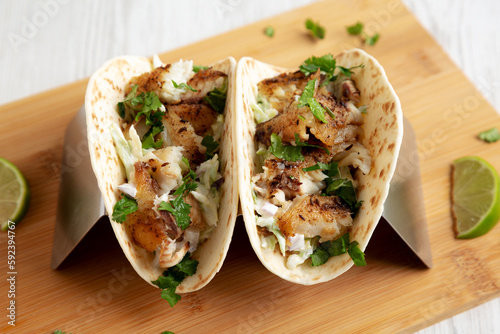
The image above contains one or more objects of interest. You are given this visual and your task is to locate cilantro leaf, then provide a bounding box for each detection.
[158,158,198,230]
[300,54,336,78]
[142,123,164,149]
[346,22,380,46]
[336,64,365,78]
[269,133,304,161]
[346,22,363,35]
[347,241,367,266]
[112,194,138,223]
[117,85,140,120]
[193,65,209,73]
[298,79,329,123]
[201,135,219,159]
[152,253,199,307]
[172,80,197,92]
[478,127,500,143]
[134,92,165,126]
[298,79,316,108]
[302,161,338,173]
[161,288,181,307]
[265,25,275,37]
[203,84,227,114]
[310,233,366,266]
[326,179,363,215]
[305,19,325,39]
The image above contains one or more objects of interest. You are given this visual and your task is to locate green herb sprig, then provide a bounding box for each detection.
[310,233,366,266]
[112,194,138,223]
[152,253,199,307]
[478,127,500,143]
[305,19,325,39]
[347,22,380,46]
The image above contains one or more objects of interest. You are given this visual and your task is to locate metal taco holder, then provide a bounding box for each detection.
[51,107,433,269]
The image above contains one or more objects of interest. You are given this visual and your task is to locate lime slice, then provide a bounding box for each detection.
[0,157,30,231]
[452,156,500,239]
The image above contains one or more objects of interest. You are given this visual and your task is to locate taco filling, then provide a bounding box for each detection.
[109,56,228,304]
[250,54,371,269]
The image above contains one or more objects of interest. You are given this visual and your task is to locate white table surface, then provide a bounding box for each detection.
[1,1,499,333]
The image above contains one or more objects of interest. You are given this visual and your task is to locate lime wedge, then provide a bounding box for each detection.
[0,157,30,231]
[452,156,500,239]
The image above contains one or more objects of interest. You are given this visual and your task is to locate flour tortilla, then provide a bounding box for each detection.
[235,49,403,284]
[85,56,238,293]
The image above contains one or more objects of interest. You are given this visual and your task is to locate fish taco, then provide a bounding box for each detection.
[85,55,238,305]
[235,49,403,284]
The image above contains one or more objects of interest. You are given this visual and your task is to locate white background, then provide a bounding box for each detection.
[1,1,499,333]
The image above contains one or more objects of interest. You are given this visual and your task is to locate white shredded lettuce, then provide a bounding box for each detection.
[191,155,222,227]
[286,238,315,269]
[110,123,136,181]
[252,92,278,124]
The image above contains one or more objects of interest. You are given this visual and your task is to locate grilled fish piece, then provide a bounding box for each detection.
[167,103,218,136]
[127,161,182,252]
[162,110,205,166]
[277,194,352,242]
[181,68,227,103]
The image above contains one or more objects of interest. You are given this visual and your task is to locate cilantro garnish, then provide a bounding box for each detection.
[300,54,364,83]
[172,80,197,92]
[201,135,219,159]
[310,233,366,266]
[203,83,227,114]
[268,133,329,162]
[152,253,199,307]
[478,127,500,143]
[305,19,325,39]
[193,65,209,73]
[346,21,380,46]
[302,161,362,215]
[269,133,304,161]
[159,158,198,230]
[134,92,164,125]
[298,79,330,123]
[112,194,138,223]
[142,123,164,149]
[264,25,275,37]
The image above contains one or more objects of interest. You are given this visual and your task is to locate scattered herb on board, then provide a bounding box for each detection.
[478,127,500,143]
[305,19,325,39]
[112,194,138,223]
[264,25,275,37]
[346,21,380,46]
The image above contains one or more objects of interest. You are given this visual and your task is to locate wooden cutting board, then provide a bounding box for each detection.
[1,0,500,333]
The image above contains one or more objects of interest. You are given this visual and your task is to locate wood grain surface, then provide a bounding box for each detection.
[1,0,500,333]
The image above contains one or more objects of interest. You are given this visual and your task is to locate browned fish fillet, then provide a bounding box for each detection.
[127,161,181,252]
[277,194,352,242]
[167,103,218,136]
[181,68,227,103]
[163,110,205,166]
[126,65,171,98]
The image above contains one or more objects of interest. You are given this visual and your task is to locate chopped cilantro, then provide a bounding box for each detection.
[193,65,209,73]
[159,158,198,230]
[172,80,197,92]
[365,33,380,46]
[269,133,304,161]
[265,25,275,37]
[268,133,328,161]
[203,83,227,114]
[201,135,219,159]
[302,161,361,215]
[346,22,364,35]
[134,92,164,125]
[161,332,175,334]
[310,233,366,266]
[298,79,329,123]
[336,64,365,78]
[478,127,500,143]
[346,22,380,46]
[305,19,325,39]
[142,123,164,149]
[299,54,363,83]
[112,194,138,223]
[152,253,199,307]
